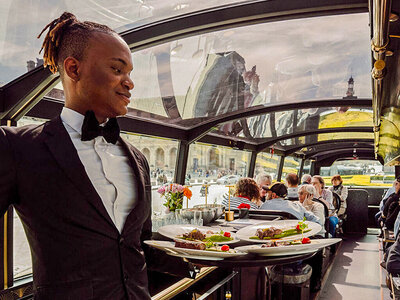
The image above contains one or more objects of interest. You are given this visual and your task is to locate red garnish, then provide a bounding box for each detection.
[221,245,230,251]
[296,224,301,231]
[223,232,231,238]
[238,203,251,209]
[301,237,311,244]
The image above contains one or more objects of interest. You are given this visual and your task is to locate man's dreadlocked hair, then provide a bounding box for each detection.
[37,12,116,77]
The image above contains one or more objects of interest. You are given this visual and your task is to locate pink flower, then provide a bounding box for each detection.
[177,185,184,192]
[157,186,165,194]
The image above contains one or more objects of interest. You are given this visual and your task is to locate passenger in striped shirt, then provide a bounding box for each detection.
[222,178,262,210]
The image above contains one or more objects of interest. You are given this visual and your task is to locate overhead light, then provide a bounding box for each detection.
[390,13,399,22]
[386,50,394,56]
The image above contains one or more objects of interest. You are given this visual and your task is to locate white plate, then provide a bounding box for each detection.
[158,225,238,244]
[235,220,322,243]
[144,240,247,259]
[235,238,341,256]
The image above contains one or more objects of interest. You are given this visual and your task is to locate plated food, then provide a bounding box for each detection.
[178,228,233,243]
[235,238,341,256]
[250,219,312,240]
[236,219,322,243]
[158,225,238,244]
[144,240,246,260]
[175,240,236,253]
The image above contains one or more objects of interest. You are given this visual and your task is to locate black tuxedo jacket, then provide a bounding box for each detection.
[0,116,157,299]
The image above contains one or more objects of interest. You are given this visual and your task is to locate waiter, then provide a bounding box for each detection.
[0,12,187,300]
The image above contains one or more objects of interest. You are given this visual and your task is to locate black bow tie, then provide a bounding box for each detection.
[81,110,120,144]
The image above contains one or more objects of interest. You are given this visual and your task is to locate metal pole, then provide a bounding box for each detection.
[298,158,305,182]
[174,141,190,185]
[277,156,285,182]
[247,151,258,178]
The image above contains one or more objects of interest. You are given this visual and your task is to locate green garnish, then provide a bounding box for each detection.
[250,228,311,240]
[203,235,233,242]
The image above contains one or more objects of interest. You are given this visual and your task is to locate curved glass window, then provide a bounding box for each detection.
[127,12,371,125]
[210,107,373,141]
[0,0,245,85]
[320,159,394,187]
[38,12,371,135]
[255,152,281,181]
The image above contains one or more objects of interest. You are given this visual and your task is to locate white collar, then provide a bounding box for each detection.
[60,107,85,135]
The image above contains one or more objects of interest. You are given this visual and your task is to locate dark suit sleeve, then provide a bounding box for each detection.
[138,153,191,278]
[0,127,17,215]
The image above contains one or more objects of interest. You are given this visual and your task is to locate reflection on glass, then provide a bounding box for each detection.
[255,153,280,181]
[120,132,179,213]
[282,156,301,179]
[320,159,394,187]
[186,142,251,207]
[128,13,370,124]
[0,0,246,85]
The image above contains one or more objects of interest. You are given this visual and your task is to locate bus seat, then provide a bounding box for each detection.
[344,189,368,234]
[313,198,330,238]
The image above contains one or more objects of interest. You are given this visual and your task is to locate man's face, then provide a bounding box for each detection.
[78,33,134,121]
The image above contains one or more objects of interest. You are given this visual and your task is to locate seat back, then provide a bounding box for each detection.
[313,198,330,237]
[234,209,299,220]
[332,192,342,214]
[345,189,368,234]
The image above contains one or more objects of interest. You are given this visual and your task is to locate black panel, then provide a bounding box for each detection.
[345,189,368,234]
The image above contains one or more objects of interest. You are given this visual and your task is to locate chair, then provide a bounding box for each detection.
[332,192,341,215]
[232,209,299,221]
[313,198,330,238]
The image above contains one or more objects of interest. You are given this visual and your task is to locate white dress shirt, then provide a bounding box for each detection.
[60,107,137,232]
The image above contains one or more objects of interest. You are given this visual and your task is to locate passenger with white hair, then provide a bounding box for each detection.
[255,173,272,202]
[301,174,312,185]
[297,185,326,236]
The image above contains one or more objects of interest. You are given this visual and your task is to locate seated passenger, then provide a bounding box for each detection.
[376,180,397,225]
[381,177,400,226]
[255,173,272,202]
[312,175,338,237]
[386,235,400,276]
[301,174,312,185]
[385,198,400,231]
[286,173,299,200]
[222,178,261,210]
[260,183,321,225]
[297,185,326,236]
[328,175,348,216]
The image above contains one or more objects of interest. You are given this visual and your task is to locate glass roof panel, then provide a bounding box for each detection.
[277,132,374,148]
[127,12,371,126]
[0,0,245,85]
[209,107,373,141]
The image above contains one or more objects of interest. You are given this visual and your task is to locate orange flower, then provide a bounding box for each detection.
[183,187,192,199]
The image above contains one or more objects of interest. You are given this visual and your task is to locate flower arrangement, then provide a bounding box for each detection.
[157,183,192,212]
[238,203,251,209]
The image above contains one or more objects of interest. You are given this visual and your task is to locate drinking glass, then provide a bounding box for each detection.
[194,211,203,226]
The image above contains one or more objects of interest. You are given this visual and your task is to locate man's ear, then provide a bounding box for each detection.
[64,57,80,82]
